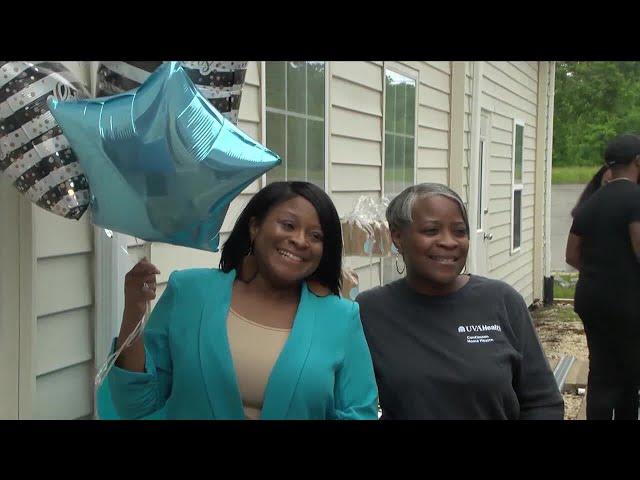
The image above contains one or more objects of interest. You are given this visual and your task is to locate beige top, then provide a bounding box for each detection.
[226,308,291,420]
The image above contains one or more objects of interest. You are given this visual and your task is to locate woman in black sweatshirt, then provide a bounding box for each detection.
[566,134,640,420]
[357,183,563,420]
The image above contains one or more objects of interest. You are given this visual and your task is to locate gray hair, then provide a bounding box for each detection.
[386,183,470,233]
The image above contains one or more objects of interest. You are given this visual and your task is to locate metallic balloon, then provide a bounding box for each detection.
[96,61,248,124]
[0,61,91,219]
[48,61,280,252]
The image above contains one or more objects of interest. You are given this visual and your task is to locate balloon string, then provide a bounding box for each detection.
[95,230,151,389]
[95,310,149,388]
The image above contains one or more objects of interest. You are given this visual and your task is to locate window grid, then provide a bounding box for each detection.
[265,62,325,187]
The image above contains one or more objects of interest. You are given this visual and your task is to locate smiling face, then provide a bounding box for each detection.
[392,194,469,292]
[250,195,324,288]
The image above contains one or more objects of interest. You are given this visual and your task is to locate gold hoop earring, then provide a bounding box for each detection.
[395,255,405,275]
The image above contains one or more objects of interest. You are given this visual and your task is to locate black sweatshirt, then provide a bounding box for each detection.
[570,179,640,380]
[570,180,640,317]
[356,275,564,420]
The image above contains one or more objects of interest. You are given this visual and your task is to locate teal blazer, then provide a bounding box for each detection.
[106,268,379,420]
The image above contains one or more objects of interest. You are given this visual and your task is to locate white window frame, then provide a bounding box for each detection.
[472,108,492,238]
[261,61,329,191]
[381,64,419,285]
[381,65,418,199]
[511,118,525,254]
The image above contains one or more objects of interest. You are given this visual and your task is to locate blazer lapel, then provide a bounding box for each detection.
[199,269,245,419]
[260,282,317,420]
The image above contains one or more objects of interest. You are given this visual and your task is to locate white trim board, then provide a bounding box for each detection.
[511,117,525,254]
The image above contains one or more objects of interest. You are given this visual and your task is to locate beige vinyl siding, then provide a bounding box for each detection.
[413,62,451,193]
[331,62,384,285]
[346,256,382,293]
[463,62,473,206]
[35,362,94,420]
[34,210,95,419]
[482,62,538,304]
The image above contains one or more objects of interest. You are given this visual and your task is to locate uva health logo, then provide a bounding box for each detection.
[458,324,502,333]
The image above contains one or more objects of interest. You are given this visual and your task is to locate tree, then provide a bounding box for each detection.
[553,62,640,166]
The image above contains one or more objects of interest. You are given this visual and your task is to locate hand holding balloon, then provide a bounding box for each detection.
[123,257,160,320]
[114,258,161,373]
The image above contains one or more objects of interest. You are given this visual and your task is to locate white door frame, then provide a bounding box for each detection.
[89,60,139,416]
[468,61,485,274]
[94,229,151,417]
[93,230,129,371]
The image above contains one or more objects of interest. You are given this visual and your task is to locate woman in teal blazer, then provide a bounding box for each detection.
[106,181,378,420]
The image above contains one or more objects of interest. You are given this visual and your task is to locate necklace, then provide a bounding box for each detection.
[607,177,634,184]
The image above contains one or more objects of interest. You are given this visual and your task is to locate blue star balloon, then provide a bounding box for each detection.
[47,62,280,252]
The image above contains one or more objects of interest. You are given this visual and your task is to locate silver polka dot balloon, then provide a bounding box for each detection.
[96,61,248,125]
[0,61,91,220]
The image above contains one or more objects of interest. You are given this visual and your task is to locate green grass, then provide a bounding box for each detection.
[554,283,576,299]
[552,165,602,184]
[532,303,580,323]
[553,272,578,299]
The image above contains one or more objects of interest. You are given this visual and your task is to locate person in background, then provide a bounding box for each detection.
[566,134,640,420]
[571,165,612,218]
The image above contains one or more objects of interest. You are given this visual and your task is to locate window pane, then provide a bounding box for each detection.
[266,111,286,183]
[385,73,396,133]
[266,62,285,110]
[406,82,416,137]
[384,133,395,195]
[513,189,522,249]
[515,124,523,183]
[396,82,406,135]
[404,137,414,189]
[287,62,306,114]
[287,116,305,181]
[394,135,405,195]
[307,119,324,187]
[307,62,325,118]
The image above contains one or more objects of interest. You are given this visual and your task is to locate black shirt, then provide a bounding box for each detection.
[356,276,563,420]
[570,179,640,315]
[570,179,640,378]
